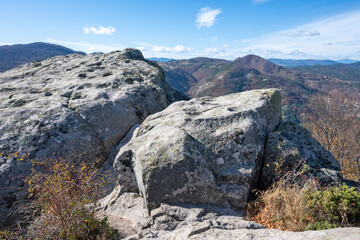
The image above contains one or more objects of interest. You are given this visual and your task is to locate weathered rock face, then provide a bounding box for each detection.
[114,89,282,210]
[260,122,343,189]
[0,48,183,160]
[0,48,185,226]
[101,88,346,239]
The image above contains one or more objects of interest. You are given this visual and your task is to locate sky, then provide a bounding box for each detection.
[1,0,360,60]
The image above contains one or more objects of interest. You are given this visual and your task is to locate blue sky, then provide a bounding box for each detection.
[1,0,360,60]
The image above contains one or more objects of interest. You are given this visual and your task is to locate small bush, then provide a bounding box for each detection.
[303,183,360,228]
[248,181,360,231]
[22,158,118,240]
[0,226,25,240]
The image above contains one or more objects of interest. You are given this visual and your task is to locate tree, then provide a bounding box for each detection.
[303,90,360,181]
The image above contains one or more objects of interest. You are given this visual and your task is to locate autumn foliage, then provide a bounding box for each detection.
[303,90,360,181]
[2,158,119,240]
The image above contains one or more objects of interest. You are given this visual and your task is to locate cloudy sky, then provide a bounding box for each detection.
[1,0,360,60]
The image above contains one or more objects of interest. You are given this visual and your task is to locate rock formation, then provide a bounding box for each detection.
[101,88,344,239]
[114,89,282,210]
[260,121,343,189]
[0,48,355,238]
[0,48,185,226]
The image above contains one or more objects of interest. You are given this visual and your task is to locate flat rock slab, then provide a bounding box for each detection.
[136,227,360,240]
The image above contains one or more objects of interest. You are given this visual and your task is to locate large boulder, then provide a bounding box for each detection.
[260,121,343,189]
[114,89,282,210]
[0,48,185,226]
[101,88,346,239]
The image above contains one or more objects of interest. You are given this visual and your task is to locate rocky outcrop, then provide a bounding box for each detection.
[260,122,343,189]
[101,88,344,239]
[114,89,282,211]
[0,48,185,226]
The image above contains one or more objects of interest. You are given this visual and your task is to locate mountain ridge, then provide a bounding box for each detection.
[158,54,358,121]
[0,42,85,72]
[268,58,359,67]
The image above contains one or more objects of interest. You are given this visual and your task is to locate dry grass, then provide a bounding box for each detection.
[247,177,360,231]
[248,181,310,231]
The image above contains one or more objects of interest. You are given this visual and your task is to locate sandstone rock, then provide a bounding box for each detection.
[260,121,343,189]
[0,48,185,226]
[114,89,282,210]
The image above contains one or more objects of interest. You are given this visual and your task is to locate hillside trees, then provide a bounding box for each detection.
[303,90,360,181]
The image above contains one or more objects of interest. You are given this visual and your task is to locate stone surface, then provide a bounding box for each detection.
[101,88,348,239]
[0,48,185,226]
[260,121,343,189]
[131,226,360,240]
[114,89,282,211]
[99,191,264,239]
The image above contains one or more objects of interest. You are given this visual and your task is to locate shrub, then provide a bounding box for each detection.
[248,181,360,231]
[303,183,360,228]
[22,158,118,240]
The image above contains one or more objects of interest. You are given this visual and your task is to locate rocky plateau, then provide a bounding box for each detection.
[0,49,358,239]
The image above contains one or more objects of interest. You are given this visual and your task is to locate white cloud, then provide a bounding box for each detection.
[47,38,124,53]
[230,10,360,59]
[287,29,320,37]
[153,45,192,53]
[196,7,222,29]
[83,26,116,35]
[135,46,148,52]
[205,47,222,54]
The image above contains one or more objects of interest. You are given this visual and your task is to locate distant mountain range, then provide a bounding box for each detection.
[158,55,360,121]
[268,58,358,67]
[0,42,85,72]
[293,62,360,90]
[1,42,359,121]
[147,57,175,62]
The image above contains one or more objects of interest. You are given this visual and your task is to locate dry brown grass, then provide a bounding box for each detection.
[248,180,310,231]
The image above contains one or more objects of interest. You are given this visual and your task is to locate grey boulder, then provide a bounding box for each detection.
[0,48,184,226]
[260,121,343,189]
[103,88,346,239]
[114,89,282,210]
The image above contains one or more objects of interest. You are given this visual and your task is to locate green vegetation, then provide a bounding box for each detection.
[248,180,360,231]
[303,183,360,229]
